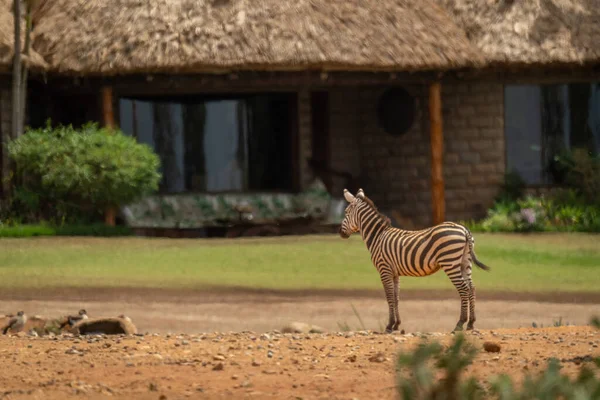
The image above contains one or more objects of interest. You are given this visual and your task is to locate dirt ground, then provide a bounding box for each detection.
[1,287,599,334]
[0,326,598,400]
[1,288,599,399]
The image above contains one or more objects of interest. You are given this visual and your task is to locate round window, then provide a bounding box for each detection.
[376,87,416,137]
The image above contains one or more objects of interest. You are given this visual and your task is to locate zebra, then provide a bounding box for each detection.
[339,188,491,333]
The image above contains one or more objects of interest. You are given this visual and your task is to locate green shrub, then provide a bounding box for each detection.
[468,190,600,233]
[555,149,600,204]
[395,317,600,400]
[7,122,161,223]
[473,150,600,233]
[0,223,133,238]
[396,333,483,399]
[495,171,527,204]
[480,210,516,233]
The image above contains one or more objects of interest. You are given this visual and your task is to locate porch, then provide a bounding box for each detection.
[23,70,508,233]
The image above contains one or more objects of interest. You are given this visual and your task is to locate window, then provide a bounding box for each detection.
[118,93,297,193]
[504,83,600,185]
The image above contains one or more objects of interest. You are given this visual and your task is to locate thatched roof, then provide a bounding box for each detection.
[0,0,47,72]
[438,0,600,67]
[30,0,482,75]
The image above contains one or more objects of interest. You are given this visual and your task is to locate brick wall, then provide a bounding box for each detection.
[442,82,505,224]
[328,88,363,194]
[322,81,505,228]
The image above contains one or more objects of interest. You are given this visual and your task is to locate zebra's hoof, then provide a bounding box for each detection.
[385,328,394,334]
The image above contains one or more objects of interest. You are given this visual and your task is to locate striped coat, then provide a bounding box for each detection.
[339,188,490,333]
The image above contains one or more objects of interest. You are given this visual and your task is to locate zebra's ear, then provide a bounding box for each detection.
[343,189,356,203]
[356,188,365,199]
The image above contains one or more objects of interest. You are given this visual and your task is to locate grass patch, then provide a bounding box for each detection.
[0,233,598,292]
[0,224,133,238]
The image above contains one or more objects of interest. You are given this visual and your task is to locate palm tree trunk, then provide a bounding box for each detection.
[11,0,22,139]
[19,4,32,135]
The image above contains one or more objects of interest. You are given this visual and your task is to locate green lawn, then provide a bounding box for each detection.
[0,233,598,293]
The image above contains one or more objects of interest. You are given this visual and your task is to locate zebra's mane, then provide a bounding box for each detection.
[359,195,392,228]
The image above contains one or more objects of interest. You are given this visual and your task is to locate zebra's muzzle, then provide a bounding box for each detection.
[339,227,350,239]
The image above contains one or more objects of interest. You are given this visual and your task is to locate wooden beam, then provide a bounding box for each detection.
[101,86,115,129]
[429,81,445,225]
[32,71,439,95]
[101,85,116,226]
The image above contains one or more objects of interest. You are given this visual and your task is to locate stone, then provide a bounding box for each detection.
[212,362,224,371]
[483,342,501,353]
[281,322,325,334]
[368,352,386,363]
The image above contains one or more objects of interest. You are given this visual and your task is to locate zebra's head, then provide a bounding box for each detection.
[339,188,365,239]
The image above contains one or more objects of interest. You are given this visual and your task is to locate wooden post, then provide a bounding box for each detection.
[102,86,115,129]
[101,86,116,226]
[429,81,445,225]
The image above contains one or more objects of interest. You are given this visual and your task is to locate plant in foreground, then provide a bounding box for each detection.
[395,317,600,400]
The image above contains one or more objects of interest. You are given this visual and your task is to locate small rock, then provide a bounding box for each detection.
[252,360,261,367]
[213,355,226,361]
[368,352,386,363]
[212,362,224,371]
[483,342,501,353]
[260,334,271,341]
[282,322,326,334]
[346,354,357,363]
[65,349,81,355]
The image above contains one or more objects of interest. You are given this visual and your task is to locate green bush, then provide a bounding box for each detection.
[495,170,526,204]
[553,149,600,204]
[7,122,161,223]
[0,223,133,238]
[396,334,483,399]
[470,150,600,233]
[395,317,600,400]
[474,196,550,233]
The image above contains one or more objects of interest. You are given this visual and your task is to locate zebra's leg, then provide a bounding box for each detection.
[467,275,477,330]
[379,270,396,333]
[443,265,470,332]
[393,275,401,331]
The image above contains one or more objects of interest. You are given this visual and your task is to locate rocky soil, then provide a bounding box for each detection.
[0,326,598,400]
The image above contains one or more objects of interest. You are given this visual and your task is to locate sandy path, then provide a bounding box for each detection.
[2,297,596,334]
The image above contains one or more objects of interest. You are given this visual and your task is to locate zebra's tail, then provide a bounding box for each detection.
[466,230,491,272]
